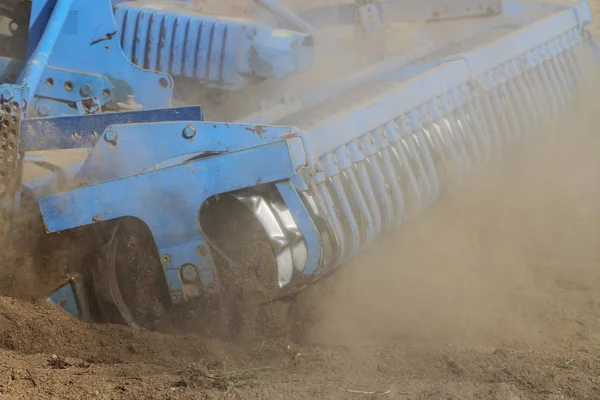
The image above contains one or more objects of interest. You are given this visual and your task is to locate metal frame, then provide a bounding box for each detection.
[23,0,174,117]
[36,0,599,309]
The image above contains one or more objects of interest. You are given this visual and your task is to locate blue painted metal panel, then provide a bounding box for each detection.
[39,140,300,298]
[47,283,82,317]
[76,122,300,183]
[20,106,204,151]
[113,3,313,90]
[29,0,174,111]
[46,274,91,320]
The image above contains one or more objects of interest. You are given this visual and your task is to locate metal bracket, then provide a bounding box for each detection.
[75,97,102,115]
[46,273,91,321]
[289,0,503,28]
[28,0,173,112]
[20,105,204,152]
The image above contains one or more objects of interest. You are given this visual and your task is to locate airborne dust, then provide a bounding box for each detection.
[1,1,600,399]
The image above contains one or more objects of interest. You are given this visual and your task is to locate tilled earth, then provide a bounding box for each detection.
[5,2,600,400]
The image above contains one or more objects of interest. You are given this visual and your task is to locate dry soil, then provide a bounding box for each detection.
[5,1,600,399]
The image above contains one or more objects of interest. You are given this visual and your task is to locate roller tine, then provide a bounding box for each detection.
[372,129,406,226]
[361,134,396,230]
[348,140,382,239]
[320,154,361,262]
[408,111,439,204]
[385,122,423,217]
[335,146,375,249]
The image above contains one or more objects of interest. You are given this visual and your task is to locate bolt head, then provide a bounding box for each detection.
[180,264,199,283]
[182,125,196,139]
[36,104,50,117]
[79,84,93,97]
[104,129,118,144]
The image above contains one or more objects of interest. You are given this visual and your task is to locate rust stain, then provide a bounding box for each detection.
[245,125,267,138]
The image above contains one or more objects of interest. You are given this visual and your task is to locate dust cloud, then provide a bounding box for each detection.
[301,92,600,349]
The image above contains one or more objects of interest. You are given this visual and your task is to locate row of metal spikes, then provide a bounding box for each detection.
[296,31,599,273]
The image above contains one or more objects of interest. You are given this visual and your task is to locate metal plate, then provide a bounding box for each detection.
[0,84,26,234]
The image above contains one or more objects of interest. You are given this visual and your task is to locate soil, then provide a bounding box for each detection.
[4,2,600,399]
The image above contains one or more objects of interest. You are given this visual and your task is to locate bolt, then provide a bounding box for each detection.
[104,129,118,145]
[180,263,199,283]
[160,254,171,264]
[80,84,93,97]
[36,104,50,117]
[182,124,196,139]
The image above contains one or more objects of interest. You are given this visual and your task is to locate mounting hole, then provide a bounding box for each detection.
[91,131,99,138]
[64,81,74,92]
[103,88,112,98]
[72,131,81,139]
[2,120,9,128]
[159,77,168,88]
[3,106,11,114]
[46,78,54,87]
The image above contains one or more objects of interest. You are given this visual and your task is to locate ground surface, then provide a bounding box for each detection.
[5,1,600,399]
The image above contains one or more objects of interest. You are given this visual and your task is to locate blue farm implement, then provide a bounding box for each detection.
[0,0,597,331]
